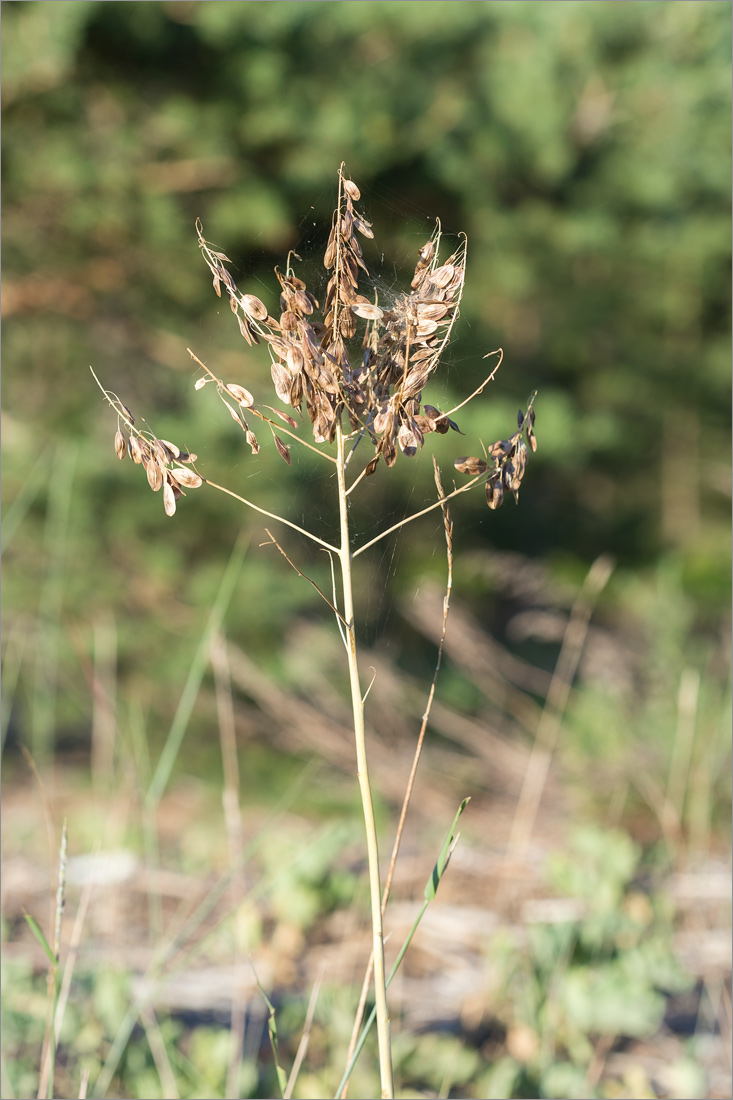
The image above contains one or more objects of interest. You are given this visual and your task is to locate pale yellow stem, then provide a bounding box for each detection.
[336,421,393,1099]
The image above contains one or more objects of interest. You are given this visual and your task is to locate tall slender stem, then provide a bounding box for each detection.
[335,421,394,1099]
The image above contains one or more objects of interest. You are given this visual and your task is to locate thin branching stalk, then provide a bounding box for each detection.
[94,166,538,1095]
[336,420,394,1098]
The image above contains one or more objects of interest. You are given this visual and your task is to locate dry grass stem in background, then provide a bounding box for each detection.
[93,165,537,1098]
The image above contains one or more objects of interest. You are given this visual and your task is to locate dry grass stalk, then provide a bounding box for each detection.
[93,164,538,1099]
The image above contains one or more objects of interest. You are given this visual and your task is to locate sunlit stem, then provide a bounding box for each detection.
[335,420,394,1100]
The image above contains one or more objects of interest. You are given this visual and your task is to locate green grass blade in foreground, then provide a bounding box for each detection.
[334,798,470,1098]
[256,975,289,1098]
[23,914,56,967]
[145,534,248,811]
[1,442,54,553]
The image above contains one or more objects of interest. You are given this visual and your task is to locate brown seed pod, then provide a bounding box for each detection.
[271,361,293,405]
[431,263,455,288]
[240,294,268,321]
[287,345,305,375]
[129,436,145,464]
[340,310,357,339]
[486,476,504,510]
[114,430,126,460]
[146,459,163,492]
[353,215,374,239]
[454,456,488,476]
[398,424,418,456]
[171,467,203,489]
[351,302,383,321]
[225,383,255,408]
[280,310,299,333]
[343,179,361,201]
[272,434,292,465]
[163,479,177,517]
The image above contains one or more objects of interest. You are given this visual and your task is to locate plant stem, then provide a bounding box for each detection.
[335,421,393,1099]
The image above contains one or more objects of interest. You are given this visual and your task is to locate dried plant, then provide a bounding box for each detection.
[92,165,537,1099]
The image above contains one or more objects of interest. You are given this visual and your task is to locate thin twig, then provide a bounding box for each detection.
[442,348,504,420]
[352,472,483,559]
[200,476,338,553]
[262,530,348,625]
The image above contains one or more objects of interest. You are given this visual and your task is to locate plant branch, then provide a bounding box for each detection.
[201,477,338,553]
[262,529,348,625]
[442,348,504,420]
[352,472,484,559]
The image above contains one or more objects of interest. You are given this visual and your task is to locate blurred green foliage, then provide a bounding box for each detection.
[2,0,730,766]
[483,827,693,1099]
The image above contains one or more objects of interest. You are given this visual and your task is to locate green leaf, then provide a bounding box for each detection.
[23,913,56,967]
[424,796,470,901]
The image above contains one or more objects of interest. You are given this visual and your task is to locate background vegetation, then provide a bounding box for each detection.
[2,3,730,1098]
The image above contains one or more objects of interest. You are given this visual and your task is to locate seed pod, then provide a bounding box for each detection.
[323,232,337,269]
[340,310,357,339]
[513,440,528,479]
[163,479,177,517]
[271,361,293,404]
[280,310,299,333]
[398,424,418,456]
[223,399,244,427]
[503,462,522,492]
[146,459,163,492]
[246,431,259,454]
[114,429,126,460]
[270,408,298,429]
[417,302,450,321]
[287,345,305,375]
[129,436,145,464]
[240,294,268,321]
[343,179,361,201]
[354,215,374,239]
[194,377,207,390]
[417,240,435,266]
[486,476,504,510]
[293,289,314,315]
[365,455,380,477]
[527,425,537,452]
[272,434,292,466]
[517,409,524,429]
[171,467,203,489]
[351,301,383,321]
[225,383,255,408]
[454,456,488,476]
[431,264,455,288]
